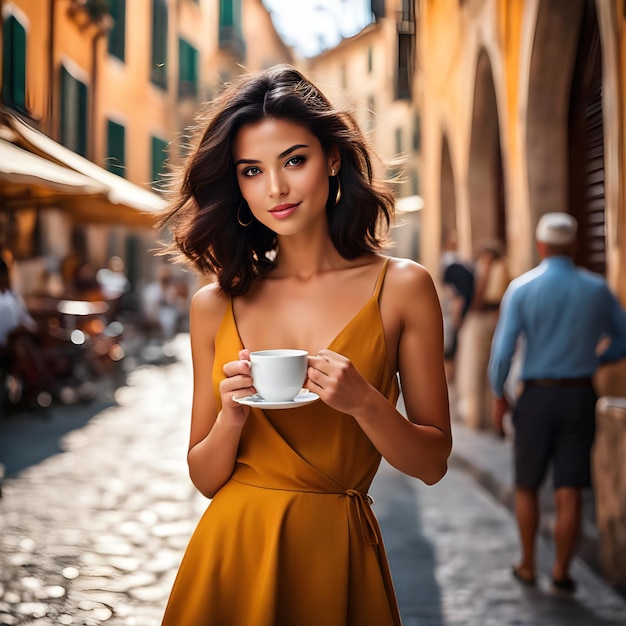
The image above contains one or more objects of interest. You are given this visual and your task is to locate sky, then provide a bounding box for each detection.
[262,0,372,58]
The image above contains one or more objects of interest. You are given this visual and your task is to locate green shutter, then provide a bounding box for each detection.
[106,0,126,61]
[151,0,168,89]
[220,0,234,27]
[60,65,89,157]
[151,136,169,189]
[106,120,126,176]
[2,15,27,111]
[178,38,198,98]
[77,80,88,157]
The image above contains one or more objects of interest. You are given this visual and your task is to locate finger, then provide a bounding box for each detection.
[307,361,330,380]
[305,372,323,391]
[308,355,330,372]
[223,358,251,378]
[316,349,346,362]
[306,365,328,390]
[220,373,254,396]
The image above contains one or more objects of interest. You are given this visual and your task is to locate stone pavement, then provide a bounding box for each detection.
[0,335,625,625]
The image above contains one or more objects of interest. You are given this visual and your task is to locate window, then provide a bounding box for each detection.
[219,0,245,58]
[395,128,403,154]
[151,0,168,89]
[106,119,126,176]
[179,38,198,98]
[106,0,126,61]
[2,14,27,112]
[220,0,236,27]
[400,0,414,22]
[412,113,421,152]
[411,169,419,195]
[371,0,385,20]
[60,65,88,157]
[395,33,413,100]
[151,135,169,190]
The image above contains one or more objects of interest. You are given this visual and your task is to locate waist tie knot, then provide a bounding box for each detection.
[346,489,378,546]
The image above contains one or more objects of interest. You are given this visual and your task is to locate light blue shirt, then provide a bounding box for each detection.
[488,256,626,397]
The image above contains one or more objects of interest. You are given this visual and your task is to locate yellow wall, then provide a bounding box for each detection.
[418,0,625,300]
[95,0,174,188]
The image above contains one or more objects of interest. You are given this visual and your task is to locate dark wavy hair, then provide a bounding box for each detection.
[158,64,395,295]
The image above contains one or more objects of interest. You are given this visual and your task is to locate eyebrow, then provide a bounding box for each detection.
[234,144,310,167]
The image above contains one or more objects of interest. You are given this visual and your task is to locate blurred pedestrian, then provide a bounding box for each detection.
[488,212,626,593]
[96,256,130,319]
[472,239,509,314]
[0,256,48,407]
[141,265,184,341]
[456,239,509,429]
[157,65,452,626]
[439,231,474,383]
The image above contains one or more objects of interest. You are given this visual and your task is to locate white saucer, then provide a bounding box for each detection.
[234,391,320,410]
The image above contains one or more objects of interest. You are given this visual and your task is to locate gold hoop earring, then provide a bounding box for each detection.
[335,175,342,205]
[237,201,254,227]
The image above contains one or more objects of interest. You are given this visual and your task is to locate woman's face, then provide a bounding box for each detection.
[232,117,339,235]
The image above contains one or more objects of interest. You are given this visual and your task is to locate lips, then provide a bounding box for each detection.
[269,203,300,219]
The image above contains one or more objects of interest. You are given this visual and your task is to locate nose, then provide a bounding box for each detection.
[268,169,288,197]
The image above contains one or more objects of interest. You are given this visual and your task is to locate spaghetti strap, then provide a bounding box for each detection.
[373,257,391,300]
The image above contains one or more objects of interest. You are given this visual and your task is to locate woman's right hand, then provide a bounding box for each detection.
[219,349,256,417]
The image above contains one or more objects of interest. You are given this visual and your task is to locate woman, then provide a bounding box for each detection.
[159,65,451,626]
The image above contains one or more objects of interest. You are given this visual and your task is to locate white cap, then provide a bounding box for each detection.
[535,212,577,245]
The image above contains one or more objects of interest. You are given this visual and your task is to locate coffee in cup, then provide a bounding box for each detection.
[249,349,308,402]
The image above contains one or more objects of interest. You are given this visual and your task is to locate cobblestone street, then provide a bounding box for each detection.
[1,335,625,625]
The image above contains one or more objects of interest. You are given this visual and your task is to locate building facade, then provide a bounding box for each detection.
[0,0,291,302]
[415,0,626,427]
[304,0,423,261]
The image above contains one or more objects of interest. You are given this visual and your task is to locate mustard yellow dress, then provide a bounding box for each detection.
[162,259,401,626]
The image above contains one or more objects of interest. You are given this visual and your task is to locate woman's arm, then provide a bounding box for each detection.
[186,284,255,498]
[307,260,452,484]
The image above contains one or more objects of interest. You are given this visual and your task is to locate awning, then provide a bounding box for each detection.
[0,138,107,199]
[3,114,167,224]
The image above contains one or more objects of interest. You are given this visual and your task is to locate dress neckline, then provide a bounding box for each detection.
[229,257,391,352]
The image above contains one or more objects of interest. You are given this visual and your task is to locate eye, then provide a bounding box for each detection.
[241,166,261,177]
[285,155,306,167]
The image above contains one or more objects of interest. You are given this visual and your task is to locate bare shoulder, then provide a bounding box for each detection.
[190,281,229,334]
[384,257,436,297]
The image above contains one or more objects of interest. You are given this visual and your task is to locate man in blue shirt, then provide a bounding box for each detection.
[488,212,626,593]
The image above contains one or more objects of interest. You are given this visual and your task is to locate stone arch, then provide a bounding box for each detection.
[467,48,505,252]
[526,0,585,256]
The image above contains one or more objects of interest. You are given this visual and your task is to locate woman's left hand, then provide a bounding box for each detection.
[306,349,373,415]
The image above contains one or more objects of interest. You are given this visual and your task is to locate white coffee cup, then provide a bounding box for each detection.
[250,349,308,402]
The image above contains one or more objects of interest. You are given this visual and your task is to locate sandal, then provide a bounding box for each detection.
[512,565,536,586]
[552,576,577,593]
